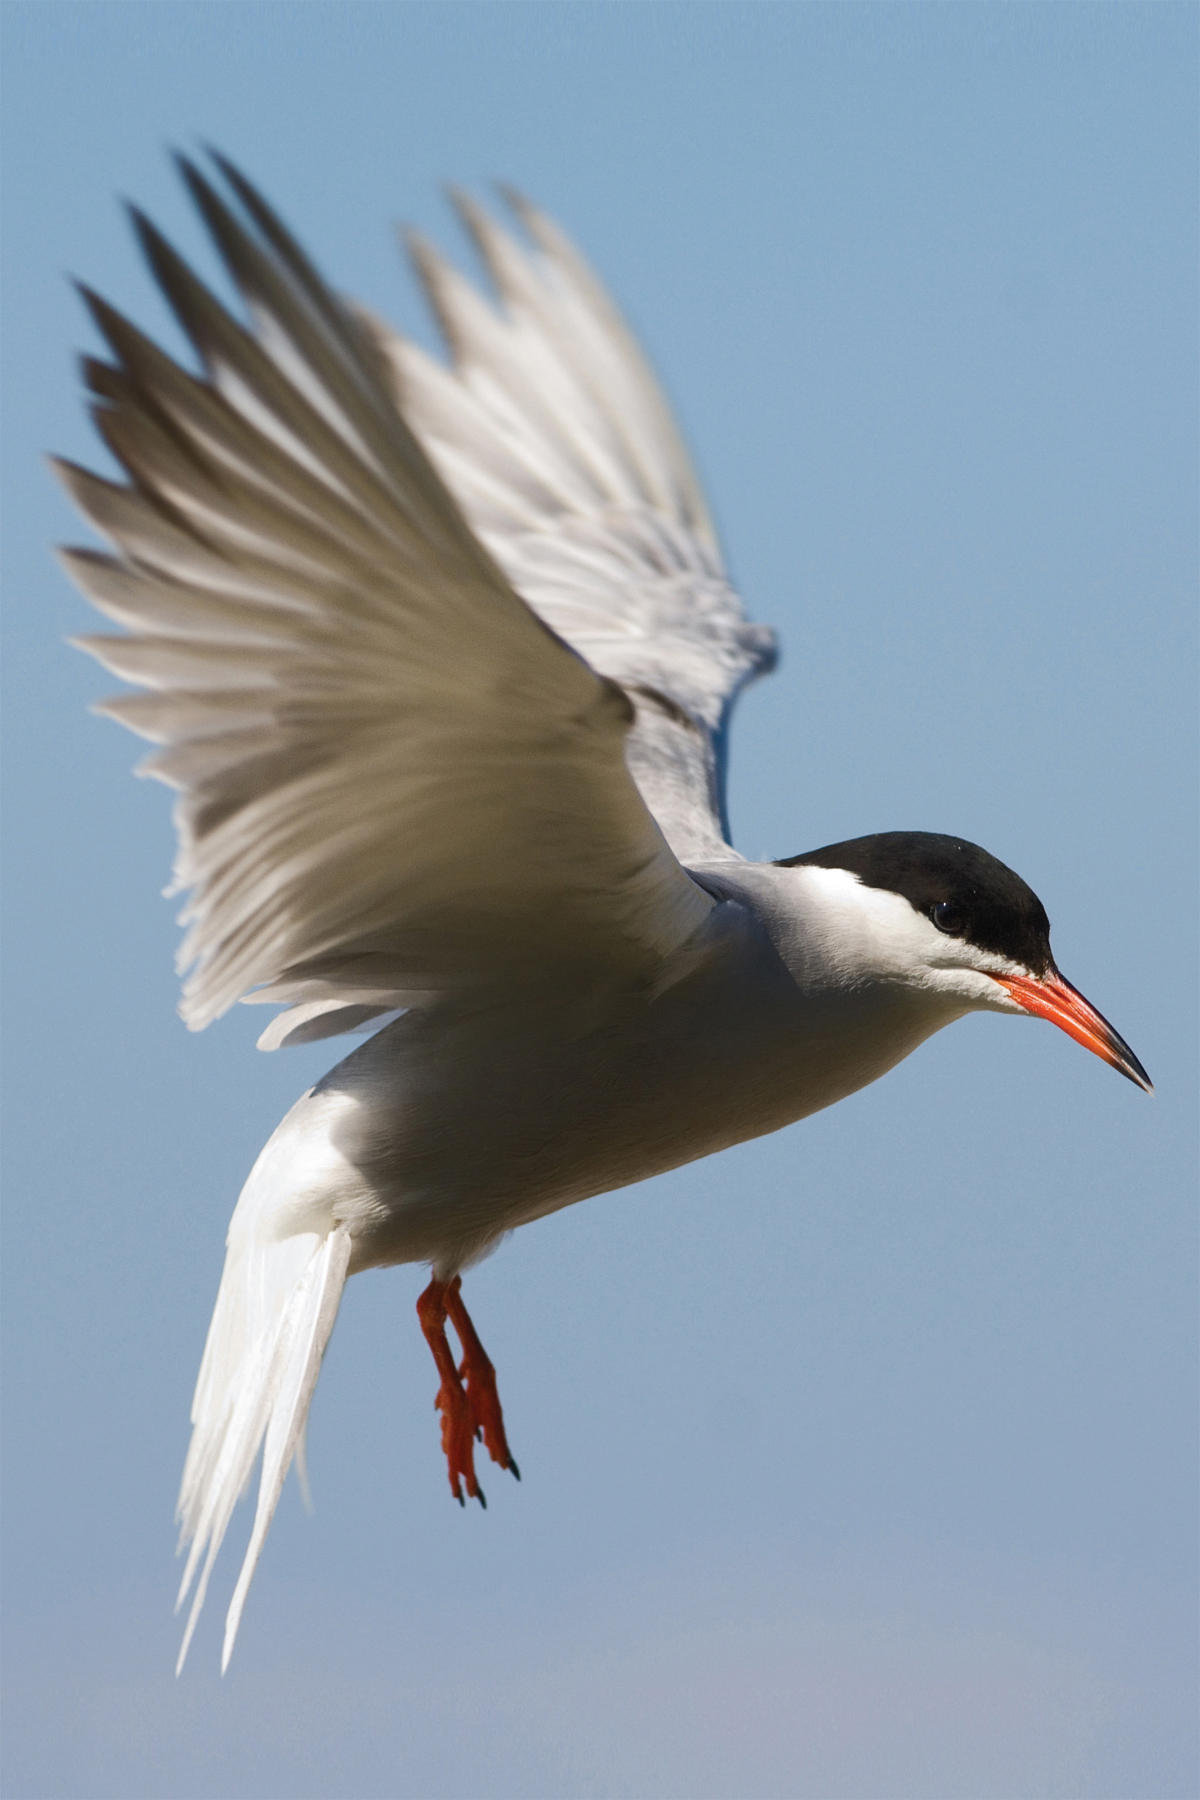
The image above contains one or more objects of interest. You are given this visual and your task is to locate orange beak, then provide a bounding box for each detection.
[991,971,1153,1094]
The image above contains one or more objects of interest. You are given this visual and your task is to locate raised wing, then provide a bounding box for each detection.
[367,191,777,863]
[61,156,712,1049]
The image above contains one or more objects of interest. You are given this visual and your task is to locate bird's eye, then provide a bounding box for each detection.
[932,901,967,935]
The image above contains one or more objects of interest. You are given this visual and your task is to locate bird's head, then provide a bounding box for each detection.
[774,831,1152,1092]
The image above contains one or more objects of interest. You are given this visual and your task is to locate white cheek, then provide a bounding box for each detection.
[794,871,1031,1004]
[887,920,1030,1012]
[750,864,1036,1012]
[926,964,1025,1013]
[847,886,960,978]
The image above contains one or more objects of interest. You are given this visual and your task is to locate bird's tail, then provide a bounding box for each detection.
[173,1212,352,1674]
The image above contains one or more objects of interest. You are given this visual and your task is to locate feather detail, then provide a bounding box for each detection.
[61,156,713,1038]
[368,190,777,861]
[174,1215,352,1675]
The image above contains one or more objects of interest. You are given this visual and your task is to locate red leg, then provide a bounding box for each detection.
[416,1276,520,1505]
[416,1277,484,1506]
[444,1277,520,1481]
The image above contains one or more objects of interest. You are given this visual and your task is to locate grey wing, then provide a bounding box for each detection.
[368,191,778,865]
[61,156,713,1050]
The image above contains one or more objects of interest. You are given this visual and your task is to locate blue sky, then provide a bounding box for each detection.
[2,4,1196,1796]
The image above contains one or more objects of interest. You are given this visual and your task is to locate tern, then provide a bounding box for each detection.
[59,155,1152,1674]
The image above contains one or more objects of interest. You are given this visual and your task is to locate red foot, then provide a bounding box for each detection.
[416,1276,519,1506]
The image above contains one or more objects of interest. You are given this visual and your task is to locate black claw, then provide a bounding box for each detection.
[508,1458,521,1481]
[455,1491,465,1508]
[476,1487,487,1509]
[475,1426,482,1442]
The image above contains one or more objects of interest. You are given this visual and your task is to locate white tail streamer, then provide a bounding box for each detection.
[174,1222,352,1674]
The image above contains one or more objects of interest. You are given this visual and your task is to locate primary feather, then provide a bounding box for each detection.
[372,188,777,861]
[63,158,718,1049]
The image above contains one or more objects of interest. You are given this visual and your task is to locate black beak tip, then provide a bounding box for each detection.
[1106,1020,1153,1097]
[1119,1054,1155,1097]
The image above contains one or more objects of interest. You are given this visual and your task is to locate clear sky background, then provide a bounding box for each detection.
[1,5,1195,1797]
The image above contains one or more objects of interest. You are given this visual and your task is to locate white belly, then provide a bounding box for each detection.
[245,903,954,1277]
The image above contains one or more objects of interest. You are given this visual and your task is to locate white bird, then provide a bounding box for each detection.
[59,154,1151,1675]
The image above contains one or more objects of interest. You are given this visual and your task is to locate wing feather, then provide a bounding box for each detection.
[370,192,777,860]
[62,157,712,1040]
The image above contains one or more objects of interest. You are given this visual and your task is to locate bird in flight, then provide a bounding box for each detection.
[59,154,1151,1674]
